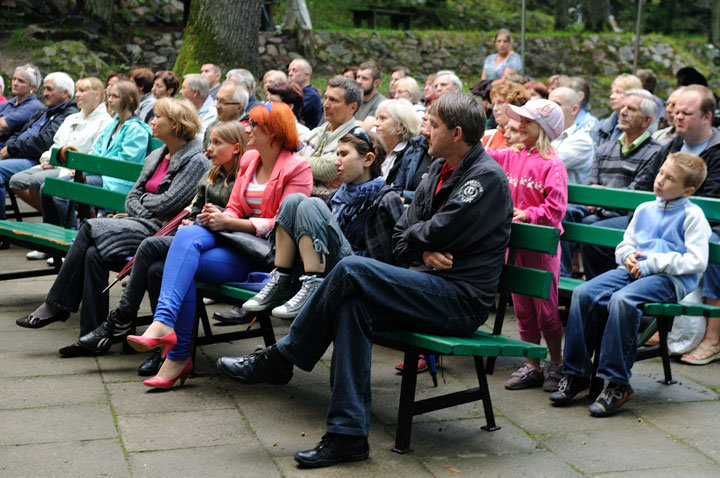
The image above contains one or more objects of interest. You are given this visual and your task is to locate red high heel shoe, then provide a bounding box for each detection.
[126,331,177,358]
[143,359,193,389]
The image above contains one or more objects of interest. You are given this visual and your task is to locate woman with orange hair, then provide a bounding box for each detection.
[125,102,313,389]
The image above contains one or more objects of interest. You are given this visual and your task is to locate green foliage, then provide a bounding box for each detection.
[6,28,48,51]
[273,0,553,32]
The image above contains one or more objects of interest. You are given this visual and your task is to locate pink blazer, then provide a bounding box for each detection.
[224,149,313,236]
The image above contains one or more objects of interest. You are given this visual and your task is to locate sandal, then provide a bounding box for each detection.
[681,343,720,365]
[16,311,70,329]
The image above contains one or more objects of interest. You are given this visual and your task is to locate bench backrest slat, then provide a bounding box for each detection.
[509,222,560,254]
[49,149,144,182]
[560,222,625,248]
[500,264,553,300]
[567,184,653,212]
[568,184,720,222]
[43,177,129,212]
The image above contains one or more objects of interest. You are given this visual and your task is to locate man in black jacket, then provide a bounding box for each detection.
[633,84,720,197]
[216,93,513,468]
[0,71,78,220]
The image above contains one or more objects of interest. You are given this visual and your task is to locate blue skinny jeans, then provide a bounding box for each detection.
[153,225,256,360]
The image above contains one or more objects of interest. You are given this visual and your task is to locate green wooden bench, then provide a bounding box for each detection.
[0,148,144,281]
[560,184,720,388]
[194,221,559,454]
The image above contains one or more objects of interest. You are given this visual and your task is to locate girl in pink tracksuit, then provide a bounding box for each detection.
[487,99,568,392]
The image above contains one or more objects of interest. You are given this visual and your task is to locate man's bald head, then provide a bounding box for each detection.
[549,87,581,130]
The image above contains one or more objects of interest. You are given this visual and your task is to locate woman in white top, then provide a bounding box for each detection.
[373,98,420,185]
[9,77,112,212]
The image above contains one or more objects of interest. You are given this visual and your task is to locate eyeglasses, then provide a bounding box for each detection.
[348,126,372,148]
[216,99,241,106]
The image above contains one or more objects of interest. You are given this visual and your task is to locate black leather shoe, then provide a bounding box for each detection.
[0,240,9,250]
[137,348,164,376]
[295,433,369,468]
[213,306,254,325]
[59,343,99,357]
[77,309,136,352]
[17,310,70,329]
[216,345,293,384]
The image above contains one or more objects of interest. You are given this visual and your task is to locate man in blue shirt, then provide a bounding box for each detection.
[288,58,323,129]
[0,72,78,221]
[0,64,44,149]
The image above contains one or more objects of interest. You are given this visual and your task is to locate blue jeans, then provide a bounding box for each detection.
[274,193,352,272]
[563,268,677,383]
[154,225,259,361]
[580,215,630,279]
[275,255,487,437]
[702,232,720,300]
[0,158,37,219]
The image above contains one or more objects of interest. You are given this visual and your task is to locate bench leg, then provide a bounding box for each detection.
[257,311,276,347]
[656,315,676,385]
[392,350,419,454]
[474,357,500,432]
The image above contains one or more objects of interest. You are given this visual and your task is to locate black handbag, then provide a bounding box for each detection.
[216,230,274,268]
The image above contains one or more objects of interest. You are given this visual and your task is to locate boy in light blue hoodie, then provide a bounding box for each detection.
[550,152,711,416]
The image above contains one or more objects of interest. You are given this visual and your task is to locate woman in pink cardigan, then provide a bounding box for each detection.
[126,102,312,389]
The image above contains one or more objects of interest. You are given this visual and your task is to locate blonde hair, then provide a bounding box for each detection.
[666,152,707,189]
[263,69,288,84]
[612,74,642,91]
[76,77,105,100]
[375,98,420,142]
[206,122,247,186]
[153,97,201,142]
[512,127,555,159]
[394,77,421,104]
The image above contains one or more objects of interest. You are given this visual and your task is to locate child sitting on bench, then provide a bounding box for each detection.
[550,152,711,416]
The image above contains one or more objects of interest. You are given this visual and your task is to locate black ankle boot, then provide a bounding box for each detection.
[77,309,136,352]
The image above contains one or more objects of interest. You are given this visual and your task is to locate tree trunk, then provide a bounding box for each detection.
[583,0,609,32]
[712,0,720,43]
[83,0,114,28]
[554,0,572,30]
[174,0,262,78]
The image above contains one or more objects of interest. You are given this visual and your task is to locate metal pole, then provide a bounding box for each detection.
[633,0,643,74]
[521,0,526,75]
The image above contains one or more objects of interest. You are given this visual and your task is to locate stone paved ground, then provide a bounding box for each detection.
[2,243,720,477]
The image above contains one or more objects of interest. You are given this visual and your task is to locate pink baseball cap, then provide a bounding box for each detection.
[505,99,565,141]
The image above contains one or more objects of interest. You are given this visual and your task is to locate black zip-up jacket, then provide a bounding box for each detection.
[4,99,79,161]
[393,141,513,313]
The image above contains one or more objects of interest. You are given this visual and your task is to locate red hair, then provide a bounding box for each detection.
[248,102,300,151]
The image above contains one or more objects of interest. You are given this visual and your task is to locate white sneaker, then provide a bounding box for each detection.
[47,256,65,266]
[26,250,48,260]
[242,268,293,312]
[272,275,323,319]
[202,297,215,305]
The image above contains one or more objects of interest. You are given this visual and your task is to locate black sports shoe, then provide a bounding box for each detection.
[137,348,164,376]
[548,375,590,405]
[216,345,293,384]
[77,309,135,352]
[589,381,635,417]
[59,343,98,357]
[295,433,369,468]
